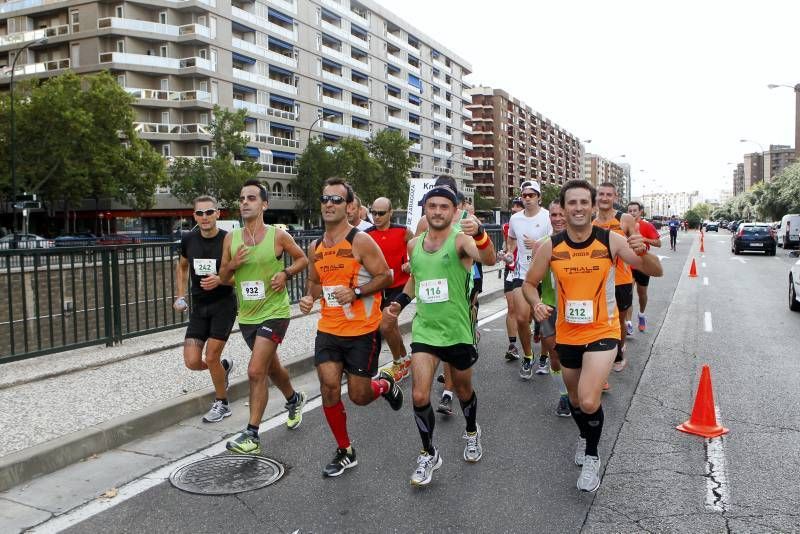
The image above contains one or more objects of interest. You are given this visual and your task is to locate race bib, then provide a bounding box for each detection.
[506,270,514,282]
[193,258,216,276]
[322,286,342,307]
[241,280,265,300]
[525,253,532,263]
[565,300,593,324]
[419,279,449,303]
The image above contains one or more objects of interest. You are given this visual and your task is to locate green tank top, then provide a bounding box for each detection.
[231,225,290,323]
[539,236,556,307]
[411,229,474,346]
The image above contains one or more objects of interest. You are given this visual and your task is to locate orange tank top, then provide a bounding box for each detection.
[551,227,621,345]
[313,227,382,336]
[592,211,633,285]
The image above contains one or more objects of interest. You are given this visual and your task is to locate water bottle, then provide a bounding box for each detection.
[174,296,188,313]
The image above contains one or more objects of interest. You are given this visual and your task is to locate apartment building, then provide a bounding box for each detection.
[0,0,474,222]
[640,190,700,218]
[465,87,582,209]
[583,153,629,202]
[732,162,744,196]
[739,145,795,193]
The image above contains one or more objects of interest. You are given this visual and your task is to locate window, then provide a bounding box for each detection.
[160,45,167,57]
[210,80,219,104]
[209,16,217,39]
[199,81,208,92]
[209,48,217,71]
[158,11,167,24]
[199,112,208,125]
[70,43,80,67]
[201,145,210,157]
[161,111,170,124]
[116,40,124,53]
[160,78,169,91]
[116,74,126,86]
[69,9,79,33]
[161,144,170,157]
[115,5,123,18]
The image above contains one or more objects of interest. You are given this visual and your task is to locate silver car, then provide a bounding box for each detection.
[790,258,800,312]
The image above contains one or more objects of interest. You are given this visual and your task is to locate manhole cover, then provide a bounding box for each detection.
[169,455,284,495]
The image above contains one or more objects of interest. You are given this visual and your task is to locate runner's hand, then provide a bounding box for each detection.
[299,295,314,314]
[229,245,248,269]
[173,296,188,312]
[522,234,538,251]
[383,302,401,320]
[533,303,552,322]
[332,286,355,305]
[270,270,287,291]
[200,274,221,290]
[401,262,411,274]
[460,215,481,236]
[628,224,647,255]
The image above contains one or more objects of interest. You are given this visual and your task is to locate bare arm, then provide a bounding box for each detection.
[270,229,309,291]
[611,231,663,277]
[456,231,496,266]
[621,212,636,237]
[334,233,392,304]
[175,255,189,299]
[299,241,321,314]
[522,239,551,307]
[414,216,428,237]
[383,240,417,321]
[217,232,236,285]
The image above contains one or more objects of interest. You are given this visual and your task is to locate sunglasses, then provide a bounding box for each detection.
[521,192,538,199]
[320,195,346,205]
[194,209,217,217]
[370,210,388,217]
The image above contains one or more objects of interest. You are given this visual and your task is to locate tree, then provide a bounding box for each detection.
[334,137,381,202]
[684,208,702,228]
[366,129,413,207]
[166,106,261,214]
[0,72,166,231]
[691,202,713,221]
[540,183,561,209]
[295,138,337,227]
[472,190,494,211]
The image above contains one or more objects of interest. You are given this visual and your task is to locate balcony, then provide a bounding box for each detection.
[268,0,297,14]
[232,68,297,94]
[433,148,452,158]
[133,122,212,137]
[322,70,368,92]
[231,6,297,41]
[433,130,452,142]
[433,94,451,108]
[99,52,212,71]
[0,24,69,49]
[462,123,473,133]
[433,165,450,174]
[321,44,369,70]
[386,51,405,68]
[257,163,298,175]
[0,0,60,14]
[7,58,70,76]
[386,72,405,87]
[432,58,451,75]
[387,95,419,112]
[167,156,213,166]
[406,62,421,76]
[433,112,452,125]
[410,142,421,151]
[321,121,370,139]
[97,17,210,39]
[386,32,416,54]
[320,0,369,26]
[321,20,349,41]
[232,37,297,68]
[245,131,300,148]
[125,87,212,104]
[387,116,421,131]
[462,139,473,149]
[322,95,370,116]
[233,99,297,121]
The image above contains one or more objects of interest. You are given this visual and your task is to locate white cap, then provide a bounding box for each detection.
[520,180,541,194]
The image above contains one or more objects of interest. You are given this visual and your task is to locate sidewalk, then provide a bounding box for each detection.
[0,265,507,493]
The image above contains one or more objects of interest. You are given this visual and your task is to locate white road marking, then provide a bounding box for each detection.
[705,407,730,512]
[730,257,747,264]
[702,262,707,268]
[32,310,511,532]
[795,259,800,265]
[704,312,713,332]
[657,255,669,261]
[703,277,709,286]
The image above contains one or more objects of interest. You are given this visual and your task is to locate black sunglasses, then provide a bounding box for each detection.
[194,209,217,217]
[370,210,388,216]
[320,195,346,205]
[521,192,538,199]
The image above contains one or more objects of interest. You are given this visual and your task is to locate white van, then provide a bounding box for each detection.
[216,220,241,234]
[777,214,800,249]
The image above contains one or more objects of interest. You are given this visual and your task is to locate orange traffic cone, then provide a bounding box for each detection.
[677,365,729,438]
[688,258,698,277]
[700,238,705,253]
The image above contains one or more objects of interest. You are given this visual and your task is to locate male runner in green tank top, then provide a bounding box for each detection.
[218,180,309,455]
[384,184,496,486]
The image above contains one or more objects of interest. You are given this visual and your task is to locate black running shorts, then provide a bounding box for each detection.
[556,338,619,369]
[615,283,633,312]
[239,318,291,350]
[381,286,405,310]
[184,295,237,342]
[632,269,650,287]
[315,329,382,377]
[410,342,479,371]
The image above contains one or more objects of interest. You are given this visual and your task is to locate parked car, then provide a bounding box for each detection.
[731,223,776,255]
[729,220,742,233]
[790,261,800,311]
[776,214,800,249]
[0,233,52,249]
[54,232,98,247]
[706,222,719,232]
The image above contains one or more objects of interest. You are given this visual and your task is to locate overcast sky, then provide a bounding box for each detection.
[381,0,798,201]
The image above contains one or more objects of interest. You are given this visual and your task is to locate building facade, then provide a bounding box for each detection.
[640,190,700,218]
[739,145,795,193]
[732,162,745,196]
[465,86,582,209]
[583,153,628,203]
[0,0,474,222]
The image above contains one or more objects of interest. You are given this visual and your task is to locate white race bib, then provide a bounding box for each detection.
[506,270,514,282]
[322,286,342,307]
[241,281,265,300]
[565,300,593,324]
[193,258,217,276]
[419,279,449,303]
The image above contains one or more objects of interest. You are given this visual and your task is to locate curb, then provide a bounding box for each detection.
[0,285,506,492]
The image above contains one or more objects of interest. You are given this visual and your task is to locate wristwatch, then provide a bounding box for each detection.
[353,286,363,299]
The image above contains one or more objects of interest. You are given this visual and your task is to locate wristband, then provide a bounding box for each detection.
[393,293,412,310]
[474,232,490,249]
[636,248,647,257]
[472,225,486,240]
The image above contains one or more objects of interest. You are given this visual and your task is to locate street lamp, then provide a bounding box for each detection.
[8,36,48,246]
[739,138,764,153]
[767,83,800,159]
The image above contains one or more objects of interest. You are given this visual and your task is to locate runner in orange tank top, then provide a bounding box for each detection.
[593,182,637,372]
[299,177,402,478]
[523,180,662,494]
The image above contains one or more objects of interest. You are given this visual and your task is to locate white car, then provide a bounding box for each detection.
[791,260,800,312]
[0,233,52,249]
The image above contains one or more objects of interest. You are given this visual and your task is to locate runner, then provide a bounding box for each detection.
[592,182,636,373]
[626,202,661,333]
[299,177,402,478]
[383,183,496,486]
[538,200,571,417]
[499,198,525,361]
[348,194,374,231]
[366,196,414,382]
[505,180,552,379]
[668,215,681,251]
[217,180,309,454]
[174,195,236,423]
[523,179,662,492]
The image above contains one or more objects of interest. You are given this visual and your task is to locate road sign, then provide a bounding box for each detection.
[13,201,41,210]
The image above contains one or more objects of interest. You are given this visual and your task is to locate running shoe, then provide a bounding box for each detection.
[323,447,357,477]
[410,448,442,486]
[388,360,408,383]
[437,394,453,416]
[556,396,571,418]
[625,320,634,336]
[612,358,627,373]
[535,355,550,375]
[202,400,231,423]
[519,358,534,380]
[379,370,403,411]
[638,313,647,332]
[504,344,520,361]
[577,455,602,492]
[226,429,261,455]
[463,424,483,462]
[221,357,233,391]
[574,436,587,466]
[285,391,307,430]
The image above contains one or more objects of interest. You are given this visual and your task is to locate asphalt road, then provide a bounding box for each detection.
[56,230,800,533]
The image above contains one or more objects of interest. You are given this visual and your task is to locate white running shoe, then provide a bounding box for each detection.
[625,320,634,336]
[577,455,602,492]
[410,449,442,486]
[202,399,231,423]
[463,424,483,462]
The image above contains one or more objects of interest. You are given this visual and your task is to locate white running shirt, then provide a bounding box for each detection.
[508,208,552,279]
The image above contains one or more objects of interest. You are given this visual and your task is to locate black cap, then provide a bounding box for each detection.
[421,185,458,206]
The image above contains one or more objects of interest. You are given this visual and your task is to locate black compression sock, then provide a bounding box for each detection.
[246,424,260,437]
[569,400,588,438]
[216,398,228,405]
[413,403,436,455]
[286,391,299,404]
[584,405,604,457]
[509,336,517,345]
[459,392,478,433]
